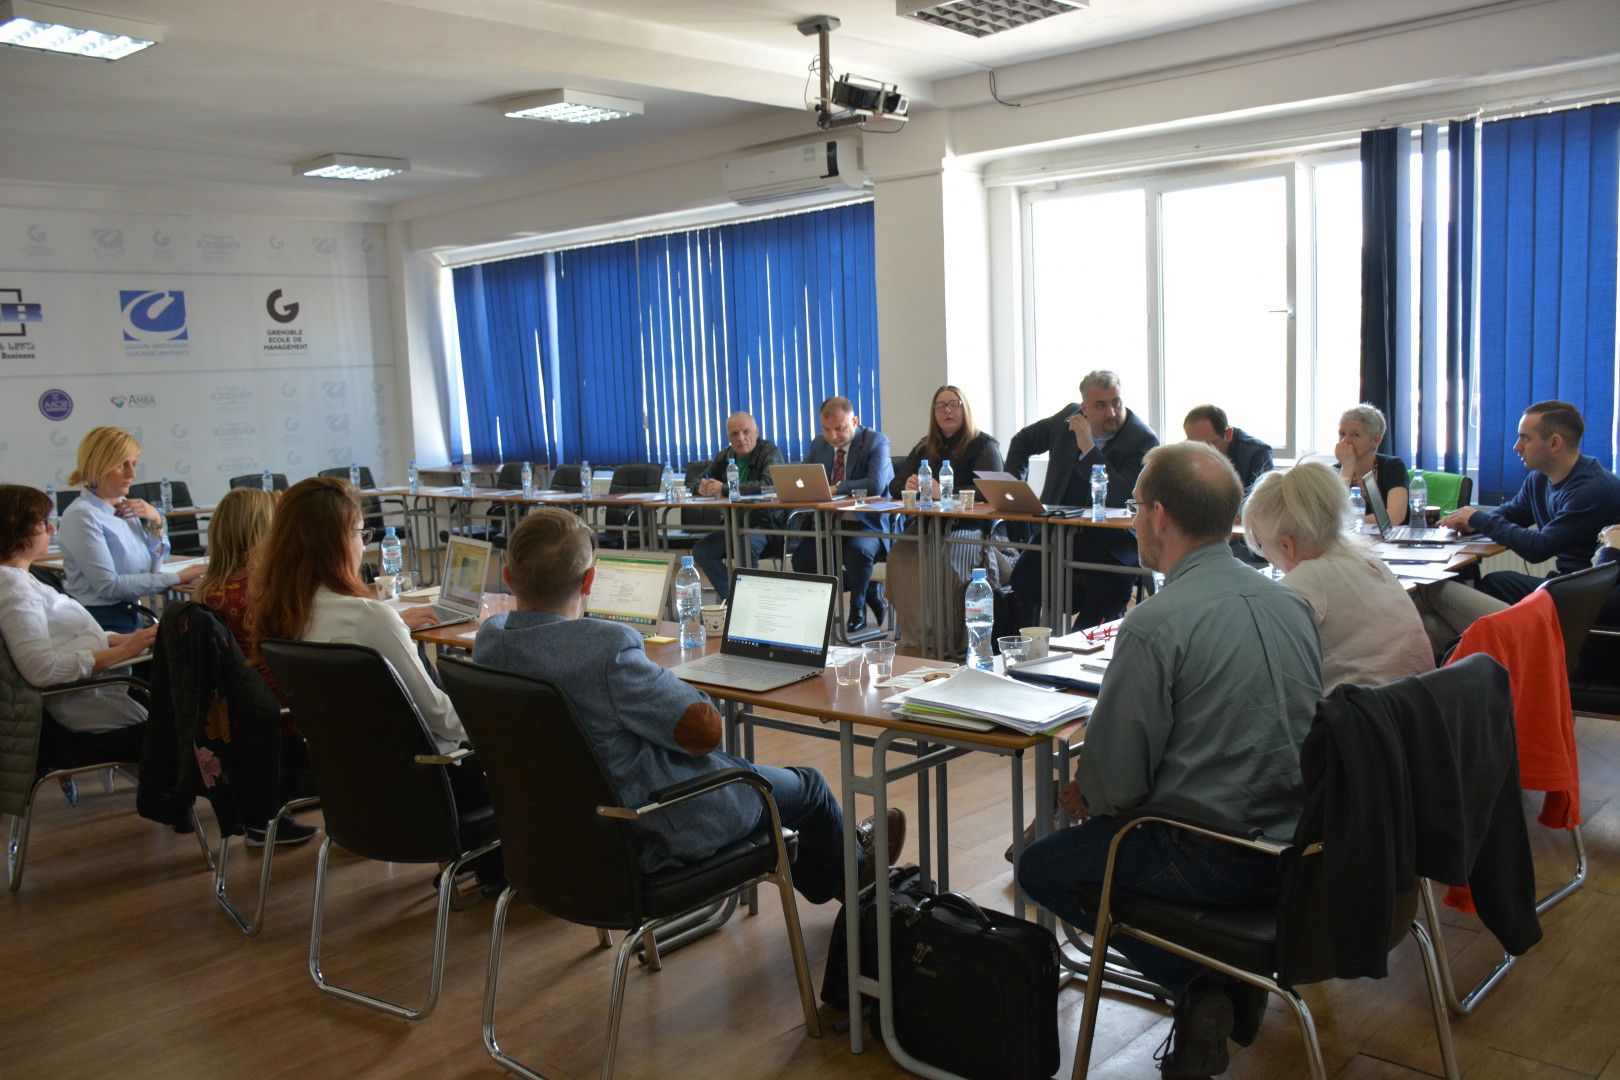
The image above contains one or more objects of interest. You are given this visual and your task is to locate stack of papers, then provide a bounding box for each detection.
[886,667,1092,735]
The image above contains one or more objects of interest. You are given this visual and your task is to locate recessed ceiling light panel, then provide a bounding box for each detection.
[0,0,161,60]
[295,154,409,182]
[502,89,644,124]
[897,0,1088,38]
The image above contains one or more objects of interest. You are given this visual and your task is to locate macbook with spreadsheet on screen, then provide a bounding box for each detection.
[585,552,677,636]
[669,569,838,692]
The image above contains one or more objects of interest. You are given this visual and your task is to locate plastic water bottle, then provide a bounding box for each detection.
[725,458,741,500]
[1347,485,1365,531]
[159,476,173,515]
[580,459,593,499]
[459,461,473,496]
[379,527,403,577]
[965,568,994,670]
[917,459,934,510]
[348,461,361,490]
[260,468,273,493]
[939,459,955,507]
[407,460,420,495]
[1409,472,1428,516]
[520,460,534,499]
[674,556,705,648]
[45,484,57,530]
[1090,464,1108,523]
[661,462,677,502]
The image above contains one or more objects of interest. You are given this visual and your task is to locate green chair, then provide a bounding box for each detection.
[1411,470,1473,513]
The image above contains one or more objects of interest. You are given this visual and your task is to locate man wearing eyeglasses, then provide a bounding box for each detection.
[1005,370,1161,630]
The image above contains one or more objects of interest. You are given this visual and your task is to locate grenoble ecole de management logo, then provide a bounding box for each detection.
[119,289,188,343]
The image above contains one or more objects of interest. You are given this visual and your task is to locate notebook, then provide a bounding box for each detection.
[1361,471,1458,545]
[669,569,838,692]
[585,552,677,636]
[973,472,1087,516]
[770,463,837,504]
[391,535,491,628]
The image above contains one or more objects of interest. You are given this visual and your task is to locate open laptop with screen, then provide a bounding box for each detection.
[392,535,491,628]
[585,552,677,636]
[669,569,838,692]
[1361,471,1458,544]
[770,463,837,504]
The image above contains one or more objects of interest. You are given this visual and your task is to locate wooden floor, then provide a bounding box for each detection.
[5,715,1620,1080]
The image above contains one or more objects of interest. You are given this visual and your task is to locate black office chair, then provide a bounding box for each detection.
[1538,561,1620,683]
[317,466,388,535]
[550,464,583,493]
[54,488,80,516]
[259,640,500,1021]
[437,657,820,1080]
[128,480,205,556]
[600,462,665,549]
[1069,676,1469,1079]
[229,472,289,492]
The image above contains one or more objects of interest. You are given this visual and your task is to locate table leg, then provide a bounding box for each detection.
[839,722,866,1055]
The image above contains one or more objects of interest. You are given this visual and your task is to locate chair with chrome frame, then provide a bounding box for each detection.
[259,639,500,1021]
[437,656,821,1080]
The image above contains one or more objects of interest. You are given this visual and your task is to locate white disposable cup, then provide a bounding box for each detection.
[1021,626,1052,660]
[701,604,727,635]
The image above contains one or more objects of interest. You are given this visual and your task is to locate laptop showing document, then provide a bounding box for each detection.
[1361,471,1458,545]
[392,536,491,628]
[585,552,677,636]
[770,463,837,504]
[670,569,837,692]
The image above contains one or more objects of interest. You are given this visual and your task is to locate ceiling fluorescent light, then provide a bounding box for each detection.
[0,0,161,60]
[503,89,644,124]
[897,0,1088,38]
[295,154,409,182]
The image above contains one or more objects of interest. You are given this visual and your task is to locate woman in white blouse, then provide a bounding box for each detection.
[57,426,204,632]
[1242,462,1434,691]
[0,484,155,761]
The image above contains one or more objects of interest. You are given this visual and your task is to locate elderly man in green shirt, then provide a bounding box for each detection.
[1017,441,1323,1079]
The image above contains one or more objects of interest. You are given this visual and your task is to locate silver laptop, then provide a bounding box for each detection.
[1361,471,1458,544]
[669,569,838,692]
[394,535,492,628]
[586,551,677,636]
[771,463,837,504]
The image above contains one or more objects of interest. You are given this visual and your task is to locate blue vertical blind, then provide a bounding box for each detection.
[451,201,881,467]
[1477,104,1619,501]
[450,255,554,462]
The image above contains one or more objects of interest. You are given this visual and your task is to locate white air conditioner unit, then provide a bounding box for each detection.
[721,137,869,206]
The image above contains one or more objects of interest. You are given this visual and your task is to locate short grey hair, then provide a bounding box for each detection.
[1138,441,1242,541]
[1340,403,1387,442]
[1241,462,1347,557]
[1079,370,1121,397]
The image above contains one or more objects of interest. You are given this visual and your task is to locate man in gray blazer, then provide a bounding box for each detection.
[790,396,894,633]
[473,507,904,899]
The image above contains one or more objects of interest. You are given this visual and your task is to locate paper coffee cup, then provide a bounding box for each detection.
[701,604,728,635]
[1021,626,1052,660]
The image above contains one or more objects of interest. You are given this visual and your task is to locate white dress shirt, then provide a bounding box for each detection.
[57,493,174,609]
[0,566,146,733]
[304,588,465,752]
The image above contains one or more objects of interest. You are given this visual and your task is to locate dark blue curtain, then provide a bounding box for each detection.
[1444,121,1477,474]
[1359,128,1407,456]
[556,243,644,464]
[1477,104,1620,501]
[450,256,552,463]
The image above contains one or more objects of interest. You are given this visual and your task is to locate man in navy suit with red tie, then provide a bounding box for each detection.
[791,396,893,633]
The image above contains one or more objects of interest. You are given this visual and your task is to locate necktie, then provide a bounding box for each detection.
[832,449,846,485]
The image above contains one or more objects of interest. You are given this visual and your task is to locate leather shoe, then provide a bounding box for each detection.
[846,610,868,634]
[855,808,907,889]
[866,582,887,625]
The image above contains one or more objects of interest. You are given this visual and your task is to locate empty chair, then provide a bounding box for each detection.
[1409,469,1474,514]
[259,639,500,1020]
[317,466,387,535]
[230,472,289,492]
[600,462,664,549]
[128,479,204,556]
[438,656,820,1080]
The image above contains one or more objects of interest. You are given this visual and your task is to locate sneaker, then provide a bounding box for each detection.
[1154,979,1233,1078]
[245,818,318,847]
[855,808,907,889]
[1227,979,1268,1047]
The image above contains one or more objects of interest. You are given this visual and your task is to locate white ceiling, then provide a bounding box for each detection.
[0,0,1547,207]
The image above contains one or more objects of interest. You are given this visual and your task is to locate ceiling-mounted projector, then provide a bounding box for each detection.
[798,14,909,131]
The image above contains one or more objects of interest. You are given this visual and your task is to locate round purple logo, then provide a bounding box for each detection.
[38,389,73,421]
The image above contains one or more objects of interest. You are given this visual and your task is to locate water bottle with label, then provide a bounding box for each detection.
[1409,471,1428,517]
[1090,464,1108,523]
[725,458,741,500]
[261,468,273,493]
[45,484,57,531]
[459,461,473,496]
[964,568,994,670]
[917,459,934,510]
[520,460,534,499]
[1347,485,1365,531]
[939,459,955,508]
[159,476,173,515]
[407,459,420,495]
[580,460,593,499]
[348,461,361,490]
[661,461,677,502]
[674,556,705,648]
[380,527,403,577]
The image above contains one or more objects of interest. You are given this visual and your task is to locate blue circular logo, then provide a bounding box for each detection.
[38,389,73,421]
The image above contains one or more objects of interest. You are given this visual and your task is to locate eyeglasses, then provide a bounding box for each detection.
[1125,498,1141,516]
[933,400,964,414]
[355,527,376,544]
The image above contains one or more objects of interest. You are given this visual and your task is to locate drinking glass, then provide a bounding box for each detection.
[863,640,897,680]
[997,635,1031,667]
[834,653,864,686]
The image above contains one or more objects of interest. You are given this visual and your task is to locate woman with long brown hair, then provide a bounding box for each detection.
[196,487,278,679]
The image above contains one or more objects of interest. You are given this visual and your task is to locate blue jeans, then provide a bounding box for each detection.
[692,532,768,603]
[1017,816,1282,993]
[715,752,854,905]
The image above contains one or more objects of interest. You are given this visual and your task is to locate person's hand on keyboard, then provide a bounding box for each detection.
[398,606,443,630]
